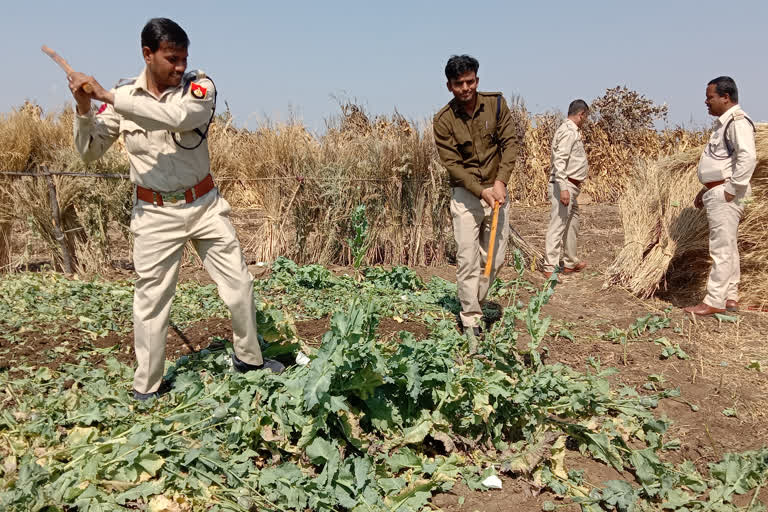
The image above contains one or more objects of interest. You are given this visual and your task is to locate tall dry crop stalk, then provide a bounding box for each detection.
[506,88,707,205]
[210,105,453,266]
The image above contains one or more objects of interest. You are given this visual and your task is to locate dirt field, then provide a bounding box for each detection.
[2,203,766,510]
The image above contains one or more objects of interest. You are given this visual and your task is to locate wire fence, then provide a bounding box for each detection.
[0,170,432,183]
[0,168,442,274]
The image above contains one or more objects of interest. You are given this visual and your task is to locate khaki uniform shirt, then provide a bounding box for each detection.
[697,104,756,197]
[433,92,521,198]
[74,68,215,193]
[549,119,588,186]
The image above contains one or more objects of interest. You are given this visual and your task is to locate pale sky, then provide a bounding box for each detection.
[2,0,766,132]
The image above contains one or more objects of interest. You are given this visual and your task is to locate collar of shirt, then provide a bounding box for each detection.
[450,95,485,119]
[129,68,179,101]
[716,104,741,127]
[565,118,579,132]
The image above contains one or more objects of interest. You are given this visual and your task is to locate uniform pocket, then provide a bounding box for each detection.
[704,185,724,206]
[174,129,205,149]
[706,132,722,155]
[120,119,147,155]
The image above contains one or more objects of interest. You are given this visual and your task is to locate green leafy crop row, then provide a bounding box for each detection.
[0,257,765,511]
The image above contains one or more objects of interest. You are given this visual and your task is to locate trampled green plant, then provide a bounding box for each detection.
[0,265,765,511]
[0,273,242,340]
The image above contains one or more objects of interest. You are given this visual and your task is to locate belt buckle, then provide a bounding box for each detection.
[164,191,186,204]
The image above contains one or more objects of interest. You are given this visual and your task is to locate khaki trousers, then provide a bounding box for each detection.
[130,189,263,394]
[702,184,748,309]
[544,181,581,272]
[450,187,509,328]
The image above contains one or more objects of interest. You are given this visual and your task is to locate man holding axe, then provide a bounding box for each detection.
[63,17,284,401]
[433,55,521,342]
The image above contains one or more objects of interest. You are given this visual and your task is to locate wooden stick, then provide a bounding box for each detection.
[484,201,501,277]
[46,174,74,274]
[41,45,93,93]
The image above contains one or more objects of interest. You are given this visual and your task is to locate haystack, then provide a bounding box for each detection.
[605,125,768,309]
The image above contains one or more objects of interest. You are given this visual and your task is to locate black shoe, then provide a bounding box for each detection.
[231,353,285,374]
[133,380,173,401]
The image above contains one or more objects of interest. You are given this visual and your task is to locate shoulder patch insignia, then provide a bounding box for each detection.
[96,103,108,115]
[190,82,207,99]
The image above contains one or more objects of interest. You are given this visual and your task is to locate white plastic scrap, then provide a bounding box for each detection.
[295,352,311,366]
[481,475,503,489]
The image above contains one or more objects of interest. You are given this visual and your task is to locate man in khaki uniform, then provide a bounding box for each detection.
[68,18,283,400]
[543,100,590,280]
[433,55,521,337]
[684,76,756,316]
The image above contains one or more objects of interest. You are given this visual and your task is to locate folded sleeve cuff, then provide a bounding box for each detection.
[75,111,93,125]
[467,180,486,198]
[496,169,511,185]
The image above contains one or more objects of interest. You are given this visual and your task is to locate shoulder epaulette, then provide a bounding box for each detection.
[478,91,502,97]
[114,78,136,89]
[434,103,452,122]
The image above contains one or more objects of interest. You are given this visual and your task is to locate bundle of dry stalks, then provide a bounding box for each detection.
[605,125,768,309]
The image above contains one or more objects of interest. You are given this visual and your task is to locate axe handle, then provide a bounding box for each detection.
[41,45,93,93]
[484,201,501,278]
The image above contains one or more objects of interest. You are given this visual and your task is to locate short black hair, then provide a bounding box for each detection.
[141,18,189,52]
[568,99,589,116]
[708,76,738,103]
[445,55,479,81]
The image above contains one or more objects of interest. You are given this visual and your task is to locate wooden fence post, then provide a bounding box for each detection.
[0,175,10,272]
[0,221,10,273]
[45,173,74,274]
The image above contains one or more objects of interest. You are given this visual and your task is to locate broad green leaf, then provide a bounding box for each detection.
[136,454,165,477]
[306,437,337,464]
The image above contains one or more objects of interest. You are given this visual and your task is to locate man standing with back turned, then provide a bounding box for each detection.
[543,100,590,280]
[68,18,284,400]
[433,55,521,339]
[684,76,756,316]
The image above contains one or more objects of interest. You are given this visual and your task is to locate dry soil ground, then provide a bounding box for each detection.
[2,203,767,511]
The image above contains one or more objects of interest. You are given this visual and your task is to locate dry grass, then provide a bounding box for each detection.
[678,312,768,435]
[0,103,131,273]
[208,108,453,266]
[605,125,768,309]
[0,89,706,274]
